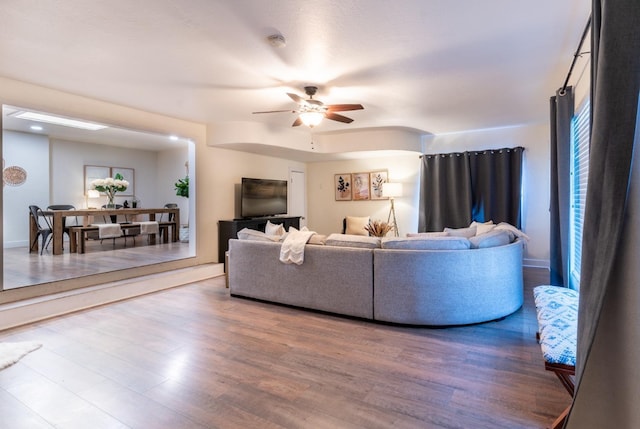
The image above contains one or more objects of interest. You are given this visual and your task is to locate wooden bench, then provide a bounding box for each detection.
[69,224,145,253]
[533,285,578,429]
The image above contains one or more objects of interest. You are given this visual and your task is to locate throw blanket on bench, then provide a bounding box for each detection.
[133,221,159,235]
[94,223,123,239]
[279,227,315,265]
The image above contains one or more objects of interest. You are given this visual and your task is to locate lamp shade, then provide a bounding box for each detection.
[87,189,100,198]
[382,182,403,198]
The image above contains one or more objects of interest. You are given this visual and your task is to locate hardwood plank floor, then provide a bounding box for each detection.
[3,240,191,290]
[0,267,569,428]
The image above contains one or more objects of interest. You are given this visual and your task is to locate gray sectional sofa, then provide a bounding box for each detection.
[228,234,524,326]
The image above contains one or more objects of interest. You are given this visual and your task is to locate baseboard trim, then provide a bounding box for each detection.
[0,263,224,331]
[524,258,549,269]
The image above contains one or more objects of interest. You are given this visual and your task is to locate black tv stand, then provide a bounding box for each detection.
[218,216,301,266]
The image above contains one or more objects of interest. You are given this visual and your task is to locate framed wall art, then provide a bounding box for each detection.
[111,167,135,196]
[352,172,370,201]
[84,165,110,195]
[334,173,352,201]
[370,170,388,200]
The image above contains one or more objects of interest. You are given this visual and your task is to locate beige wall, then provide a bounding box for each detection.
[307,152,421,236]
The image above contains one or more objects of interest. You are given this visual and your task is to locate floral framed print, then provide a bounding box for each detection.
[84,165,110,195]
[370,170,388,200]
[111,167,135,196]
[352,172,370,200]
[334,173,352,201]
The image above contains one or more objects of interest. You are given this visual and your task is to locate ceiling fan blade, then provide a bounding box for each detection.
[291,117,303,127]
[287,93,306,104]
[325,112,354,123]
[326,104,364,112]
[252,109,295,114]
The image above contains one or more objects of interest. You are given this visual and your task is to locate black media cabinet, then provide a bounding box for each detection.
[218,216,301,266]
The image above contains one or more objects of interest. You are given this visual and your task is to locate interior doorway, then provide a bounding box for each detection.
[289,169,306,228]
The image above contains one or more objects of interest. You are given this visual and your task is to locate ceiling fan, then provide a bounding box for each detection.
[252,86,364,128]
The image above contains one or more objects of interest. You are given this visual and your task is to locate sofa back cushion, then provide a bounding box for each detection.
[406,231,449,238]
[326,233,381,249]
[443,226,477,238]
[469,230,511,249]
[381,236,471,250]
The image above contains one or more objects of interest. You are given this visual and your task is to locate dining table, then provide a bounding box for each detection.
[29,207,180,255]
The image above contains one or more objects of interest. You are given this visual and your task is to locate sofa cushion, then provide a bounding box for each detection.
[406,231,449,238]
[469,230,511,249]
[308,234,327,245]
[381,236,471,250]
[265,220,285,236]
[326,233,380,249]
[237,228,281,242]
[444,226,476,238]
[345,216,370,236]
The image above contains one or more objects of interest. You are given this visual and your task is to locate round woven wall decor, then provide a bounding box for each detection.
[3,165,27,186]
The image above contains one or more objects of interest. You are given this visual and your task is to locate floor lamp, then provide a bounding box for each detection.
[382,182,402,237]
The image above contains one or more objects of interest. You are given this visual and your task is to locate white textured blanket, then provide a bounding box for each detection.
[134,221,159,235]
[95,223,122,239]
[279,228,315,265]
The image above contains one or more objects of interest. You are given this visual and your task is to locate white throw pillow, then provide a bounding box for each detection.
[470,221,496,235]
[237,228,281,242]
[265,220,285,236]
[495,222,530,242]
[345,216,370,236]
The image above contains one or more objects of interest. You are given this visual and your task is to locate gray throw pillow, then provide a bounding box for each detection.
[469,230,511,249]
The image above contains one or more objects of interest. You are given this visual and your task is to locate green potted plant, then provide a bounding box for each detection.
[174,176,189,242]
[174,176,189,198]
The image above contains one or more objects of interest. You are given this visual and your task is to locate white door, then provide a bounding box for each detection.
[289,169,306,228]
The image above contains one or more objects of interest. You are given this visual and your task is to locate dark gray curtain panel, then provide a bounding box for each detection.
[549,87,574,287]
[418,148,523,232]
[567,0,640,427]
[418,152,472,231]
[469,147,524,227]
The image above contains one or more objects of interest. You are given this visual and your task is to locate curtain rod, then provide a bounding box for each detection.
[560,15,592,94]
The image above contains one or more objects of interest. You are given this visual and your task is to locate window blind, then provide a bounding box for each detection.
[569,99,590,290]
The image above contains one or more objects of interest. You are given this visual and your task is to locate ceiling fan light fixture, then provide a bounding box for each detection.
[299,111,324,127]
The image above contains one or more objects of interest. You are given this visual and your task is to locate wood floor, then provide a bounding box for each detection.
[3,240,191,290]
[0,267,569,429]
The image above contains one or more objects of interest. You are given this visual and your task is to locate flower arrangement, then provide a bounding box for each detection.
[91,173,129,207]
[364,220,393,237]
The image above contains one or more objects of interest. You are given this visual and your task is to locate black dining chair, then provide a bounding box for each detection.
[47,204,77,242]
[29,205,53,255]
[159,203,178,222]
[100,204,124,224]
[158,203,178,243]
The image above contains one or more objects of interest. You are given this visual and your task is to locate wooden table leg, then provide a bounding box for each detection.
[69,228,78,253]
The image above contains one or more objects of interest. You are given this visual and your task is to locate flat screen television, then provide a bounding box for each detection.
[241,177,288,218]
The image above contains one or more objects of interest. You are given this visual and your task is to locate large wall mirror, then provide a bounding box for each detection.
[2,104,196,292]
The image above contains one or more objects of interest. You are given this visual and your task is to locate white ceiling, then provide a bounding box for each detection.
[0,0,590,154]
